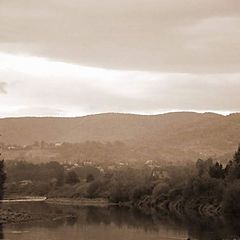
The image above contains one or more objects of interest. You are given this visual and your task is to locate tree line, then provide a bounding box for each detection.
[0,152,6,200]
[3,144,240,216]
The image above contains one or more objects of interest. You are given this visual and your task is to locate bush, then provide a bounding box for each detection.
[109,182,131,203]
[48,184,76,198]
[168,188,183,201]
[65,171,79,185]
[6,161,64,186]
[35,182,51,196]
[152,182,169,199]
[223,182,240,215]
[86,181,102,198]
[0,160,6,200]
[183,176,224,202]
[130,184,152,202]
[209,162,225,179]
[86,174,95,183]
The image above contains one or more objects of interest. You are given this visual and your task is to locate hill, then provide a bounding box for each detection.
[1,112,240,163]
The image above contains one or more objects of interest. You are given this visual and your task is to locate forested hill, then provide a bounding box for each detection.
[1,112,240,162]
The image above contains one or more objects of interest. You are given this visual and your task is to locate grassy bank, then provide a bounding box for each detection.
[4,147,240,220]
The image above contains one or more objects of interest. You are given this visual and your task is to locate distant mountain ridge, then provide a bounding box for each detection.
[1,112,240,162]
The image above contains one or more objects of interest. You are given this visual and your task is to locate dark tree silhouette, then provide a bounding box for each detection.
[196,158,213,177]
[0,157,6,200]
[226,145,240,180]
[209,162,225,179]
[233,145,240,164]
[65,170,79,185]
[86,174,95,183]
[0,224,4,240]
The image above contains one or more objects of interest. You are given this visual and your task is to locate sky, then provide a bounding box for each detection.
[0,0,240,117]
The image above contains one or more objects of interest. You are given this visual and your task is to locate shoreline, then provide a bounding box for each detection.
[0,197,47,203]
[0,197,119,224]
[0,196,224,224]
[1,196,131,207]
[45,197,118,207]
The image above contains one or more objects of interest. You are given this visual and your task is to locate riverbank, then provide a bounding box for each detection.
[0,197,114,224]
[0,196,46,224]
[0,196,47,203]
[46,197,115,206]
[0,207,34,224]
[0,196,223,224]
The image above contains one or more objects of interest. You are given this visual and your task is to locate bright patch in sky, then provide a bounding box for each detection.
[0,52,240,117]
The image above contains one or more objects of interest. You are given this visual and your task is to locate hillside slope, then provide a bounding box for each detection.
[1,112,240,162]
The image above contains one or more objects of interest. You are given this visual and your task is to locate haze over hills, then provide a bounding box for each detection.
[1,112,240,163]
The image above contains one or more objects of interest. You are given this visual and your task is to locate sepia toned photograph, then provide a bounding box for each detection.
[0,0,240,239]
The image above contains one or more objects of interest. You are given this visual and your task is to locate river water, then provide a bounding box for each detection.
[1,202,240,240]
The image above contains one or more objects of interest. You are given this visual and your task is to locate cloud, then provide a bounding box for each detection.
[0,53,240,117]
[1,1,240,116]
[0,0,240,73]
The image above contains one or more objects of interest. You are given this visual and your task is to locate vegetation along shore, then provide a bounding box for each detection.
[1,146,240,224]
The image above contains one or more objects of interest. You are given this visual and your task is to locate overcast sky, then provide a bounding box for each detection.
[0,0,240,117]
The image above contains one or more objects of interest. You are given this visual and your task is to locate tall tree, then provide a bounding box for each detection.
[209,162,225,179]
[233,145,240,164]
[225,145,240,180]
[65,170,79,185]
[0,156,6,200]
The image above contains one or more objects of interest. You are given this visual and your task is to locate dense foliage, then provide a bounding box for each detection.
[0,159,6,200]
[4,145,240,216]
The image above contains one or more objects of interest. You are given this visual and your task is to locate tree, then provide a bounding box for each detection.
[183,176,223,202]
[86,174,95,183]
[0,159,6,200]
[65,171,79,185]
[130,184,152,202]
[196,158,213,177]
[225,160,233,176]
[223,182,240,215]
[225,145,240,181]
[109,181,130,203]
[233,145,240,164]
[86,181,101,198]
[209,162,225,179]
[152,182,169,199]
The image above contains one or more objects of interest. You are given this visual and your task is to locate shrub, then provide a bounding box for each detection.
[86,181,102,198]
[183,176,224,202]
[130,184,152,202]
[223,181,240,215]
[0,160,6,200]
[65,171,79,185]
[86,174,95,183]
[109,182,131,203]
[152,182,169,199]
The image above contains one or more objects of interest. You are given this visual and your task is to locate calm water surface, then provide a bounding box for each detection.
[1,202,240,240]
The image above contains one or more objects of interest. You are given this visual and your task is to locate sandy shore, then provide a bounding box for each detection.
[46,197,117,206]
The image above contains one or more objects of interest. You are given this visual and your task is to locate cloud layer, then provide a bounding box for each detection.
[0,53,239,117]
[1,0,240,73]
[0,1,240,117]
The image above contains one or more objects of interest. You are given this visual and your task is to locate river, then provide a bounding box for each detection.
[1,202,240,240]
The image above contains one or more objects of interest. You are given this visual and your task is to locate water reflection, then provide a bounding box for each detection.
[2,203,240,240]
[0,224,4,240]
